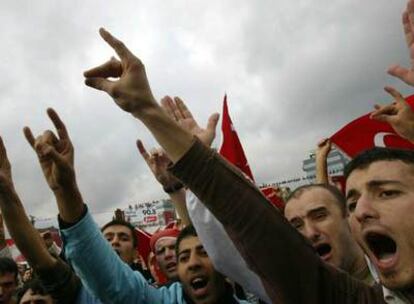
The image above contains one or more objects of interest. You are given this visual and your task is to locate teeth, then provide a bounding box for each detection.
[192,278,203,284]
[378,252,395,262]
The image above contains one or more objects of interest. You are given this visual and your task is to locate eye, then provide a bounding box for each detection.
[347,201,357,213]
[379,190,401,198]
[313,211,327,221]
[199,248,208,257]
[291,221,303,230]
[179,255,189,263]
[156,248,165,256]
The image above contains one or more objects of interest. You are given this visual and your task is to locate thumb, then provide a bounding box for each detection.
[207,113,220,133]
[84,77,115,94]
[387,65,412,85]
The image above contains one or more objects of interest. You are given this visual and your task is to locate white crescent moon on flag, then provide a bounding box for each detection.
[374,132,397,147]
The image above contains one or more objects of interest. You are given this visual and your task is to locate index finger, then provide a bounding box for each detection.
[47,108,70,141]
[384,86,408,106]
[0,137,9,165]
[174,97,194,119]
[99,28,134,62]
[136,140,150,161]
[23,127,36,149]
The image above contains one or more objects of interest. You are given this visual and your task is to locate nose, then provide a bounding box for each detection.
[111,235,120,247]
[353,194,379,224]
[164,247,175,260]
[187,253,202,271]
[303,222,321,243]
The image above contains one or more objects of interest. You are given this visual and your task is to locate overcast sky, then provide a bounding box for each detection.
[0,0,411,224]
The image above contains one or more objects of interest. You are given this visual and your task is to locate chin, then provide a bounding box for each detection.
[380,269,414,291]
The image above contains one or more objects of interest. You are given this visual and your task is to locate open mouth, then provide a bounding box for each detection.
[190,276,209,297]
[365,232,397,263]
[314,243,332,259]
[166,262,177,272]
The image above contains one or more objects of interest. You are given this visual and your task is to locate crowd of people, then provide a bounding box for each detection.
[0,1,414,304]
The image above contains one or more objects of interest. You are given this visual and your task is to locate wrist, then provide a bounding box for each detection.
[163,181,184,194]
[131,101,160,120]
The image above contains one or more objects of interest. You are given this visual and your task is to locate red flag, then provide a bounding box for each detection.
[331,95,414,158]
[260,186,285,211]
[135,227,152,264]
[219,95,254,180]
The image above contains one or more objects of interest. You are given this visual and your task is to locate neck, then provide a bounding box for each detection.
[347,244,370,281]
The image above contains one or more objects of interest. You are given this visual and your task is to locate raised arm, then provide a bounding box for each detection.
[84,29,194,163]
[0,137,53,270]
[388,1,414,86]
[136,139,190,226]
[0,136,80,303]
[83,28,381,303]
[370,86,414,143]
[315,138,331,184]
[23,108,84,223]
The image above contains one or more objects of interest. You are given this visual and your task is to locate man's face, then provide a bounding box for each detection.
[285,187,355,270]
[103,225,136,264]
[155,237,178,280]
[0,272,16,304]
[177,236,226,304]
[19,289,53,304]
[346,160,414,290]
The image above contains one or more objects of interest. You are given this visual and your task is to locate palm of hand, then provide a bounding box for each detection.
[392,105,414,140]
[149,152,178,187]
[40,142,74,191]
[179,117,214,147]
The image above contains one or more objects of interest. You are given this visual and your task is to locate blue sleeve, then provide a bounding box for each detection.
[60,210,182,304]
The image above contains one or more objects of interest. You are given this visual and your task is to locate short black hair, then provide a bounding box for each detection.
[175,225,197,257]
[101,220,138,248]
[0,257,18,280]
[344,147,414,179]
[285,183,347,216]
[16,277,50,303]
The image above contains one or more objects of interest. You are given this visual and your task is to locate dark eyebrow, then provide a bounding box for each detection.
[116,232,130,237]
[178,249,190,257]
[196,245,204,251]
[346,180,403,200]
[367,180,403,188]
[307,206,327,217]
[288,216,301,224]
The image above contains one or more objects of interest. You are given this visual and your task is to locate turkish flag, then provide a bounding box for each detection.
[219,95,254,180]
[260,186,285,211]
[135,227,152,264]
[330,95,414,158]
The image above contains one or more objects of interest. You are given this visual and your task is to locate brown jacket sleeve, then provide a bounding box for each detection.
[170,139,385,304]
[36,258,81,304]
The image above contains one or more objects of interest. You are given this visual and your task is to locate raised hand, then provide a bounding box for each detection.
[316,138,331,158]
[84,28,157,116]
[137,140,190,225]
[0,137,54,270]
[23,108,83,223]
[161,96,219,147]
[23,108,75,192]
[315,138,331,184]
[370,86,414,142]
[0,137,14,196]
[388,2,414,86]
[136,140,179,188]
